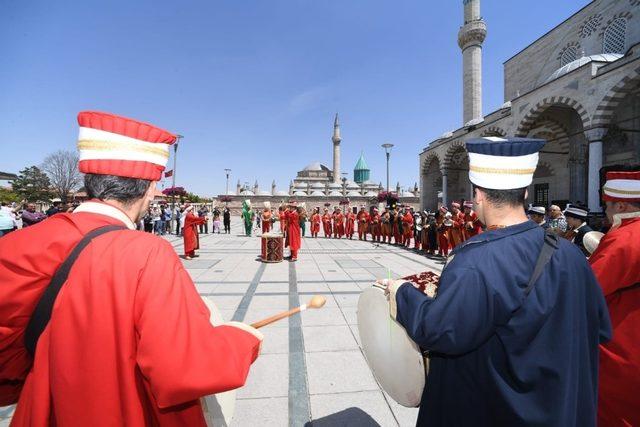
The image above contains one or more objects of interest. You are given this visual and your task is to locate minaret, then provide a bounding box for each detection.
[332,113,341,183]
[458,0,487,125]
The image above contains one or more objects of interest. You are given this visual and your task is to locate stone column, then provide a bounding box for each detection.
[585,128,607,212]
[441,168,449,207]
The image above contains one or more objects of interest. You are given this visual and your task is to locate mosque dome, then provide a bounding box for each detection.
[354,152,371,184]
[310,182,325,189]
[303,162,330,172]
[240,190,255,196]
[259,190,271,196]
[294,181,308,188]
[293,191,308,197]
[328,190,343,196]
[310,190,325,196]
[545,53,622,83]
[328,182,342,189]
[346,181,360,190]
[365,191,378,197]
[347,190,362,197]
[275,190,289,196]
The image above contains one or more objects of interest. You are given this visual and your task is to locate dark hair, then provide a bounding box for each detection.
[473,185,527,209]
[84,174,151,206]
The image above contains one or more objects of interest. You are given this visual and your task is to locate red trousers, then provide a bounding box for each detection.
[262,221,271,233]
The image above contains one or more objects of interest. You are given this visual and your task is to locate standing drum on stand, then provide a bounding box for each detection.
[261,233,284,263]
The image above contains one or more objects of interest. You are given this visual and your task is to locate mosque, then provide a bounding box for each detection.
[419,0,640,213]
[218,114,420,212]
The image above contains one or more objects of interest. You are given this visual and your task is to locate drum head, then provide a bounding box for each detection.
[201,297,236,427]
[357,286,425,407]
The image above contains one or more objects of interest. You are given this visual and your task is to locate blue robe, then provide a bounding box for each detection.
[395,220,611,426]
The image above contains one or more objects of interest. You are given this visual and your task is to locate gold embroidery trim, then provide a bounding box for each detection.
[77,140,169,158]
[469,165,536,175]
[603,186,640,195]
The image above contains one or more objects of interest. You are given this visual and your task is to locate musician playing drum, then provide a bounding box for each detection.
[383,137,611,426]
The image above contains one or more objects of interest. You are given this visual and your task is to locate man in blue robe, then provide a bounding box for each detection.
[385,137,611,426]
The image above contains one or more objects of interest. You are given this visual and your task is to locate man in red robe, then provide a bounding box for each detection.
[284,202,301,261]
[334,208,345,239]
[345,207,356,239]
[183,205,206,259]
[370,208,381,242]
[449,202,466,248]
[310,208,321,238]
[357,206,370,241]
[589,170,640,427]
[462,201,482,239]
[437,207,451,257]
[261,202,272,234]
[402,207,414,248]
[322,208,332,238]
[0,111,263,426]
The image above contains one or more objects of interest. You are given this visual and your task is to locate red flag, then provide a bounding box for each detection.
[164,170,173,178]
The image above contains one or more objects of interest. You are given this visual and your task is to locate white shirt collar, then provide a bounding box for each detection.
[611,211,640,230]
[73,201,137,230]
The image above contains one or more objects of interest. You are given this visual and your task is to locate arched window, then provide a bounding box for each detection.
[603,18,627,54]
[560,46,578,66]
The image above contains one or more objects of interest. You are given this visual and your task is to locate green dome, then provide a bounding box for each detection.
[354,152,370,184]
[354,153,369,171]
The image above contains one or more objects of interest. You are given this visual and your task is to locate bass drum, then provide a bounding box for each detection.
[200,297,236,427]
[357,285,428,407]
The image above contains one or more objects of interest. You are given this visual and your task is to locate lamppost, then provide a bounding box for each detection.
[341,172,348,196]
[172,134,183,234]
[381,143,394,192]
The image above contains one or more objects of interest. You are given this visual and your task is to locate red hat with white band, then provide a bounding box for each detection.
[77,111,177,181]
[603,171,640,202]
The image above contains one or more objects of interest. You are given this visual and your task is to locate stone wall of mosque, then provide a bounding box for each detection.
[504,0,640,101]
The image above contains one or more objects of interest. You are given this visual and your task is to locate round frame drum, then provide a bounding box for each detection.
[261,233,284,263]
[201,297,236,426]
[357,285,427,407]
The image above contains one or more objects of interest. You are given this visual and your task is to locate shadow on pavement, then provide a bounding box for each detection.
[305,407,381,427]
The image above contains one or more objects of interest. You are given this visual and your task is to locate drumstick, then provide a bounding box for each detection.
[250,295,326,329]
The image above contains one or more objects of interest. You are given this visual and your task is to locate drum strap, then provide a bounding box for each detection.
[24,225,126,357]
[524,230,559,296]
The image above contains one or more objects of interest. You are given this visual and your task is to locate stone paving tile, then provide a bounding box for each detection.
[213,282,251,294]
[259,327,290,354]
[205,295,244,310]
[254,282,290,293]
[302,325,359,352]
[309,391,398,427]
[246,295,290,310]
[232,397,289,427]
[237,353,288,399]
[326,281,361,292]
[306,351,379,395]
[340,306,359,325]
[297,282,330,293]
[333,293,361,308]
[383,391,420,427]
[301,307,348,327]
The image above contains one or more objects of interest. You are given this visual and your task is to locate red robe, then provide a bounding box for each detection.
[357,211,369,240]
[184,212,206,256]
[345,212,356,238]
[0,204,260,426]
[589,213,640,427]
[279,211,287,234]
[402,212,414,246]
[448,211,466,248]
[261,210,272,233]
[310,213,321,237]
[437,219,451,256]
[463,210,482,239]
[322,213,332,237]
[334,213,345,238]
[284,209,301,258]
[370,213,381,241]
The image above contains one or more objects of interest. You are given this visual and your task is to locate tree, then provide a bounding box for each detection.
[0,187,21,203]
[10,166,53,202]
[41,150,82,203]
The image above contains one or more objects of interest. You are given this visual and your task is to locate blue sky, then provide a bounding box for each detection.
[0,0,586,196]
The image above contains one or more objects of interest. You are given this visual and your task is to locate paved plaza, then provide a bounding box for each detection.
[181,221,443,426]
[0,221,445,427]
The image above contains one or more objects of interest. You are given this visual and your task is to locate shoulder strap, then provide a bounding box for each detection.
[24,225,127,356]
[524,230,559,296]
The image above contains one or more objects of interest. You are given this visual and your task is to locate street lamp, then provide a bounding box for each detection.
[172,134,183,234]
[381,143,394,192]
[224,168,231,195]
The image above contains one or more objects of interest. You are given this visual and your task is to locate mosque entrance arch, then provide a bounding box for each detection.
[517,98,588,205]
[421,155,442,210]
[444,144,471,205]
